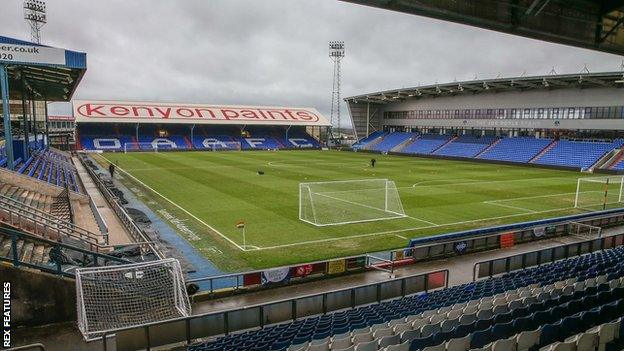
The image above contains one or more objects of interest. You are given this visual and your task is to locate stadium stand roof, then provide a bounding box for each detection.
[345,71,624,104]
[0,36,86,101]
[341,0,624,56]
[73,100,331,127]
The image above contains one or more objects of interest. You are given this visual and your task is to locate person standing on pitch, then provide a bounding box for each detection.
[109,163,116,178]
[370,158,376,168]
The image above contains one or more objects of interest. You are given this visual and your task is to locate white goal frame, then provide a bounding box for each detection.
[298,179,407,227]
[209,141,242,151]
[123,142,160,153]
[574,176,624,210]
[76,258,191,341]
[568,221,602,239]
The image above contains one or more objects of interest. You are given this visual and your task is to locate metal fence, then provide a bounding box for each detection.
[390,208,624,265]
[100,269,449,351]
[78,154,165,260]
[473,232,624,280]
[0,226,131,278]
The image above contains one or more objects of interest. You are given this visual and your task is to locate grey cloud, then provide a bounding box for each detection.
[2,0,621,126]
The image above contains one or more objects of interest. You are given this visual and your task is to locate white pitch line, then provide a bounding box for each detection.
[254,206,581,251]
[483,201,537,213]
[101,155,251,252]
[313,191,438,226]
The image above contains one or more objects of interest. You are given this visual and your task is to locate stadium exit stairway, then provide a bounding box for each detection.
[72,156,134,245]
[191,226,624,316]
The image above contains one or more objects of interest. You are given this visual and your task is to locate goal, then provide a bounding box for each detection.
[123,142,160,153]
[299,179,407,226]
[568,221,602,239]
[208,141,242,151]
[574,176,623,211]
[76,259,191,340]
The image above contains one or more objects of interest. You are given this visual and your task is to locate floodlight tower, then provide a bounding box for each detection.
[329,41,345,142]
[24,0,47,44]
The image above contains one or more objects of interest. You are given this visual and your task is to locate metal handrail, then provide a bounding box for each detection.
[0,195,105,246]
[0,192,99,239]
[0,226,131,277]
[96,269,450,349]
[472,232,624,281]
[4,343,46,351]
[77,154,165,260]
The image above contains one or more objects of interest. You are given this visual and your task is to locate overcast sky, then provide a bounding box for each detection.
[2,0,622,126]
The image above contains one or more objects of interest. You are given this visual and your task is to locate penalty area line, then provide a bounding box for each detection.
[255,205,579,251]
[101,155,254,252]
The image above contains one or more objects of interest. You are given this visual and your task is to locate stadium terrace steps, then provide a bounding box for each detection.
[190,245,624,351]
[0,184,53,212]
[362,132,388,150]
[608,149,624,170]
[534,140,624,169]
[434,136,495,158]
[529,140,558,163]
[391,135,420,153]
[401,134,453,155]
[352,130,385,149]
[0,235,52,266]
[430,135,458,154]
[370,132,415,152]
[474,138,501,158]
[479,137,553,163]
[11,149,82,193]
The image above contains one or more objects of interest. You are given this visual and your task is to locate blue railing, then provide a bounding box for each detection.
[0,226,131,278]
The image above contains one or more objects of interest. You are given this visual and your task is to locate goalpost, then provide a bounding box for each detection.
[574,176,624,211]
[123,142,160,153]
[208,141,242,151]
[568,221,602,239]
[299,179,407,226]
[76,259,191,340]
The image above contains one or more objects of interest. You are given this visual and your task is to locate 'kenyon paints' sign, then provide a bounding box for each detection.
[73,101,331,126]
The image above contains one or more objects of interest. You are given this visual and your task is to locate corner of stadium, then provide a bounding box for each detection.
[2,1,624,351]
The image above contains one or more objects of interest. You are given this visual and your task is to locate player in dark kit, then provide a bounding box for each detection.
[370,158,376,168]
[109,163,115,178]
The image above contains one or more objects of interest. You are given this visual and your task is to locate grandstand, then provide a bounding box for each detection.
[347,72,624,172]
[4,1,624,351]
[74,101,327,152]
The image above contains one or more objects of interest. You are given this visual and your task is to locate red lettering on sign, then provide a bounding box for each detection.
[110,106,129,116]
[221,109,239,120]
[154,107,171,118]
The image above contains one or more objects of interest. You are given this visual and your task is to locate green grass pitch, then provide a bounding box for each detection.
[98,150,620,272]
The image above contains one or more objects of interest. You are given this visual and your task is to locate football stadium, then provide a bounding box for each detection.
[3,1,624,351]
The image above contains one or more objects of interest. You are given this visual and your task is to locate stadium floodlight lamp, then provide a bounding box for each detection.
[329,41,345,58]
[24,0,46,23]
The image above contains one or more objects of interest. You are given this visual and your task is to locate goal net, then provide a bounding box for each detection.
[568,221,602,239]
[574,176,624,211]
[209,141,241,151]
[123,142,161,153]
[299,179,407,226]
[76,259,191,340]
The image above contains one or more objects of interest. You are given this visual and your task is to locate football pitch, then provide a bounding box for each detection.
[98,150,621,271]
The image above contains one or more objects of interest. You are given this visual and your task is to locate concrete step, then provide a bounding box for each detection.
[0,236,11,257]
[31,243,46,265]
[20,241,34,263]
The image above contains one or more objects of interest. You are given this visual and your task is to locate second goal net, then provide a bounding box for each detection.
[574,176,624,211]
[299,179,407,226]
